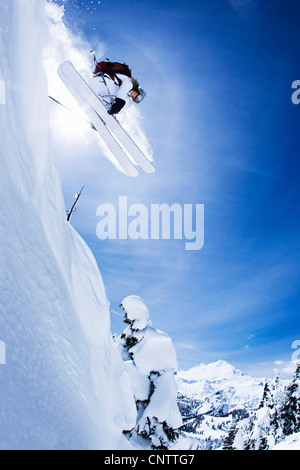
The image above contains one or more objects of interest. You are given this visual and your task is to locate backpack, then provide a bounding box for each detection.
[94,60,132,86]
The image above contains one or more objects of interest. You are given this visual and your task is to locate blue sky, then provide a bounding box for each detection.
[50,0,300,378]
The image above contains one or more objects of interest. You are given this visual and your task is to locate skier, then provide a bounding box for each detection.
[58,61,155,176]
[92,60,146,115]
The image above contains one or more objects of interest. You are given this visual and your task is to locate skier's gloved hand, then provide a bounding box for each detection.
[108,98,126,115]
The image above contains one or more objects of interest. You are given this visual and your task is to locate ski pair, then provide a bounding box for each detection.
[58,61,155,177]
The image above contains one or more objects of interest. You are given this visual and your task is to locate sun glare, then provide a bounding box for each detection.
[50,105,91,144]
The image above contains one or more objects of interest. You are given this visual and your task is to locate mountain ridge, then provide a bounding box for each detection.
[177,360,265,413]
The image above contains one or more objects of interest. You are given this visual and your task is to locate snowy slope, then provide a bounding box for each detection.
[272,432,300,450]
[0,0,135,450]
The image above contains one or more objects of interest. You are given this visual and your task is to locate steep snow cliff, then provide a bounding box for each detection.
[0,0,135,450]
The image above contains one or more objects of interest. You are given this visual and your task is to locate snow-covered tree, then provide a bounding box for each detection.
[243,379,280,450]
[280,363,300,437]
[241,368,300,450]
[259,382,273,409]
[222,420,238,450]
[116,295,182,449]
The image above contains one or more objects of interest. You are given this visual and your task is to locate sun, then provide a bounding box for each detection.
[49,102,91,144]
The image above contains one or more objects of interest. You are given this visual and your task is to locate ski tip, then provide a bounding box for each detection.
[128,168,140,178]
[117,164,139,178]
[146,165,156,174]
[58,60,73,73]
[141,161,155,174]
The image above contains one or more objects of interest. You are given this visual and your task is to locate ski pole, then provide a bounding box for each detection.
[90,50,114,107]
[48,95,96,130]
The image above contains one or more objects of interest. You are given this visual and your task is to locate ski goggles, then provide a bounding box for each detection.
[134,88,146,103]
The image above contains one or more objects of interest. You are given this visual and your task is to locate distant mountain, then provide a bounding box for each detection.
[177,360,265,415]
[175,360,266,449]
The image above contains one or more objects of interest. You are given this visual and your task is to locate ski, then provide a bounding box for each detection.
[58,63,139,177]
[58,61,155,175]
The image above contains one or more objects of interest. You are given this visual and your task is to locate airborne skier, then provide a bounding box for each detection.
[58,61,155,176]
[92,59,146,115]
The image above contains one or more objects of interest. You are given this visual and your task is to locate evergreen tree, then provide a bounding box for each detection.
[244,365,300,449]
[243,380,276,450]
[280,363,300,437]
[259,382,273,409]
[223,420,238,450]
[116,295,182,449]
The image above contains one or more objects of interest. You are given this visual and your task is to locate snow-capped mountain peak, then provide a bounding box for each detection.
[176,360,265,419]
[178,360,245,383]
